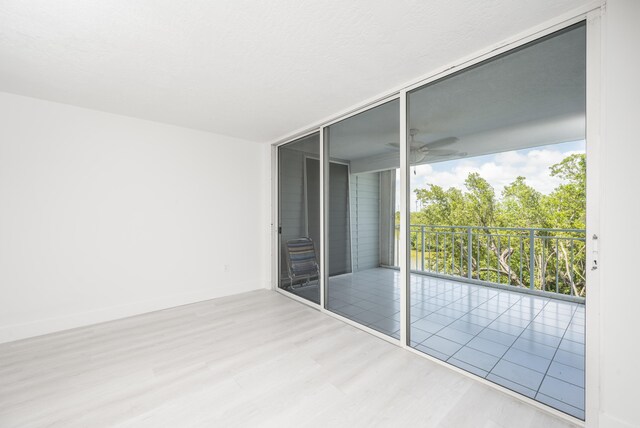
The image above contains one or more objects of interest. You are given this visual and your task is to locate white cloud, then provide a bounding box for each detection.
[401,142,584,210]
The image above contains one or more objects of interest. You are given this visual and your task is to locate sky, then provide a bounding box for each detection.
[397,140,585,211]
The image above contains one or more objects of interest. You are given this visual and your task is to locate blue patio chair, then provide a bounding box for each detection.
[285,238,319,289]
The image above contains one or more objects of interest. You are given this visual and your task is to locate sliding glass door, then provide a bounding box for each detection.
[406,23,586,419]
[324,99,401,338]
[275,20,587,422]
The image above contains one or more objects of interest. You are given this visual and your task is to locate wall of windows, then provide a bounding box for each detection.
[275,21,587,421]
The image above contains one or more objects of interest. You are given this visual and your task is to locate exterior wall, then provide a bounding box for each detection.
[379,170,397,266]
[277,147,308,279]
[350,172,381,271]
[278,150,351,278]
[328,162,352,275]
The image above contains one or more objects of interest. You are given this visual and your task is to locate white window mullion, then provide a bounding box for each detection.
[399,90,409,347]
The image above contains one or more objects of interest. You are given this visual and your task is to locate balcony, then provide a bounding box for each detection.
[321,225,587,418]
[397,225,586,299]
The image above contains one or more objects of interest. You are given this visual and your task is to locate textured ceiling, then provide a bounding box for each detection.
[0,0,592,142]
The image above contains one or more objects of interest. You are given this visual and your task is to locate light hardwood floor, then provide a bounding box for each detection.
[0,290,578,428]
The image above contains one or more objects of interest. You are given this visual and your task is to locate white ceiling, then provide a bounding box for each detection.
[0,0,592,142]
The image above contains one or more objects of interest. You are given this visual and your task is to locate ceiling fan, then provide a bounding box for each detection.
[387,129,465,165]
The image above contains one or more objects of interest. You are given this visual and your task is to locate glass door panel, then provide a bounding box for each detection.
[325,99,401,338]
[407,23,586,419]
[278,133,321,304]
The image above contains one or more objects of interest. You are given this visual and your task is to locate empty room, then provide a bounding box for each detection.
[1,1,639,427]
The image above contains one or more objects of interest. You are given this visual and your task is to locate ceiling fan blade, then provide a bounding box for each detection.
[387,141,425,151]
[424,149,460,157]
[422,136,459,149]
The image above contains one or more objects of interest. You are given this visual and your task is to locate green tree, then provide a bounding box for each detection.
[498,176,546,229]
[404,153,586,296]
[544,153,586,230]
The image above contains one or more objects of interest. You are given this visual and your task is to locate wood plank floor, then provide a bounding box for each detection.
[0,290,578,427]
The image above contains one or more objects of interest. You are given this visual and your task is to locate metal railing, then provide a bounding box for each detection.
[395,225,586,297]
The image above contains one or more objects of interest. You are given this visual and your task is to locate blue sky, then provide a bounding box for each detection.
[400,140,585,211]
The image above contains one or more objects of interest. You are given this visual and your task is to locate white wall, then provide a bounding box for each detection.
[598,1,640,427]
[0,91,269,344]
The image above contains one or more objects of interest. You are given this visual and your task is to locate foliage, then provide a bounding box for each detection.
[404,153,587,297]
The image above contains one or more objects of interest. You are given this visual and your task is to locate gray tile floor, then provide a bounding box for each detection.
[288,267,585,420]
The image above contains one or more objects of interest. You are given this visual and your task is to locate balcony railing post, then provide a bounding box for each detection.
[395,226,399,267]
[403,224,584,297]
[529,229,535,290]
[421,225,425,271]
[467,227,472,279]
[570,239,575,296]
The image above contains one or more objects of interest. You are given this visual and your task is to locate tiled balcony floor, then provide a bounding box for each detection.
[288,267,586,420]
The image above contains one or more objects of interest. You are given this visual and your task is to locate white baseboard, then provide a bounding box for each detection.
[0,280,261,344]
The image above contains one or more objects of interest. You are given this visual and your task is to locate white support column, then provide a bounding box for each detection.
[399,90,409,347]
[271,145,279,291]
[319,127,327,310]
